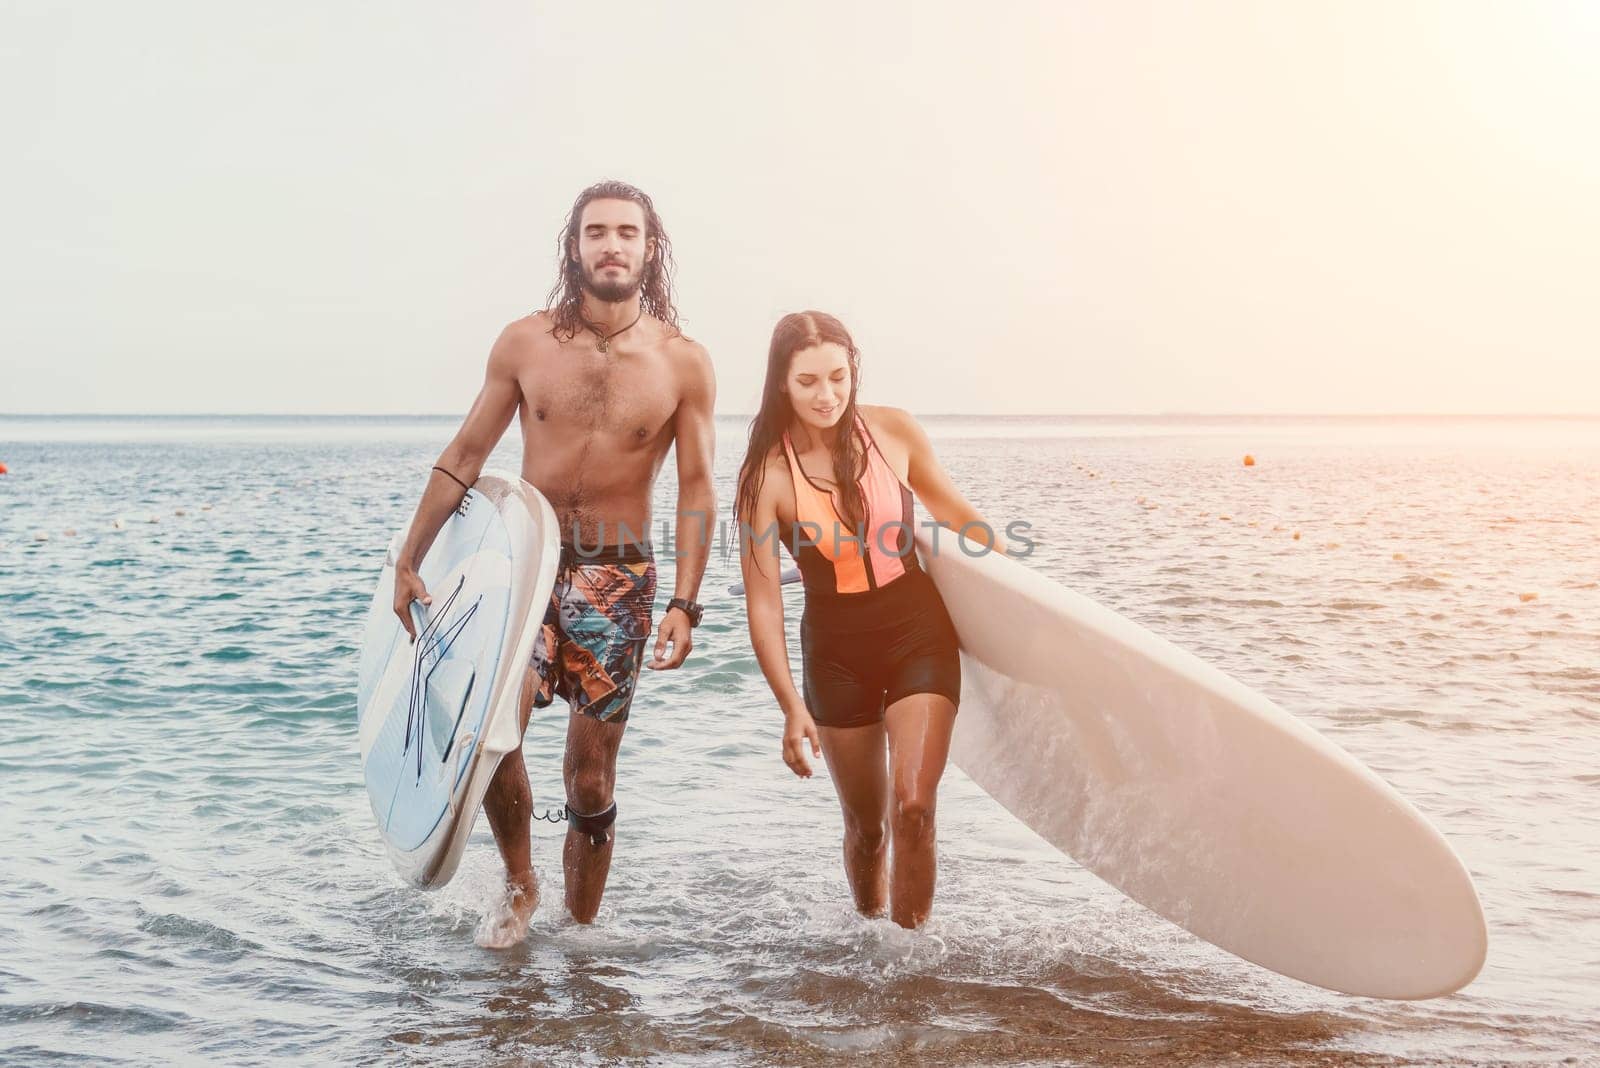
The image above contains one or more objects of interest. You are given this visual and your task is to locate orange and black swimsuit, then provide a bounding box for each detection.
[778,414,961,728]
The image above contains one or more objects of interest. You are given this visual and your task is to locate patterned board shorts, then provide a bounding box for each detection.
[529,545,657,723]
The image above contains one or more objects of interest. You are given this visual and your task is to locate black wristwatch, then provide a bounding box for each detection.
[666,597,704,627]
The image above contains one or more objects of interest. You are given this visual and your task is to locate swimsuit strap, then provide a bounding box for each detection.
[854,413,912,495]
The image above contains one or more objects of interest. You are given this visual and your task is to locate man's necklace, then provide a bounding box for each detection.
[585,306,643,353]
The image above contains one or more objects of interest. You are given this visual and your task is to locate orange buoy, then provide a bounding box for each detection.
[1243,454,1256,467]
[1292,531,1302,541]
[1519,592,1539,603]
[0,461,9,475]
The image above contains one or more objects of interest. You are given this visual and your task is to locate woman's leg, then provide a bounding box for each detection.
[883,693,958,929]
[817,722,891,917]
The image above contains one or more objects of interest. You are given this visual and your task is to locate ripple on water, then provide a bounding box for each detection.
[3,421,1600,1065]
[0,1001,191,1035]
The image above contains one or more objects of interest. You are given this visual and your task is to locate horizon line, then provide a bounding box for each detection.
[3,410,1600,421]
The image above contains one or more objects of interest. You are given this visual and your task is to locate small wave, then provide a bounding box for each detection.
[0,1000,188,1035]
[136,910,263,962]
[201,646,256,661]
[1388,575,1446,590]
[690,670,747,692]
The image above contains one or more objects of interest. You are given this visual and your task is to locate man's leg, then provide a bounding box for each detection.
[551,552,655,922]
[561,709,627,923]
[476,666,542,948]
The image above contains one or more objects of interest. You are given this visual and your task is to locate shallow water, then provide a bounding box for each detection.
[2,414,1597,1066]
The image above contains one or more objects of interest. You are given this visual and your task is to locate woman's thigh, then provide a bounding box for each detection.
[818,721,890,828]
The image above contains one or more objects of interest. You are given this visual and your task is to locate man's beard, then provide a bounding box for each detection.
[582,266,644,304]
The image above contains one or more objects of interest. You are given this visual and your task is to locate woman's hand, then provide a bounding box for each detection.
[782,707,823,778]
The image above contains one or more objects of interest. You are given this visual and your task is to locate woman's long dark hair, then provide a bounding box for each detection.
[545,181,681,341]
[735,311,866,538]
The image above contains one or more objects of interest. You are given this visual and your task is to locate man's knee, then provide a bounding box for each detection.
[566,766,613,813]
[564,763,618,846]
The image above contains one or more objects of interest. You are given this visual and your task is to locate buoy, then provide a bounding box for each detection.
[33,531,49,542]
[1218,515,1233,522]
[1392,553,1405,561]
[1324,542,1341,550]
[0,461,9,475]
[63,528,77,537]
[174,508,187,517]
[1243,455,1256,467]
[1519,592,1539,603]
[1292,531,1302,541]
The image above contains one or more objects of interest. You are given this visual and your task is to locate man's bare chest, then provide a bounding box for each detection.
[521,350,678,445]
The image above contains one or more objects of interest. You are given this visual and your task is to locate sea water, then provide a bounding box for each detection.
[1,414,1596,1066]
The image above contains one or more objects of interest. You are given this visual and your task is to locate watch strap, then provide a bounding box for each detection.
[667,597,703,627]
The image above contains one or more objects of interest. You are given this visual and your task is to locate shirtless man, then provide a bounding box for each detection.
[391,181,716,947]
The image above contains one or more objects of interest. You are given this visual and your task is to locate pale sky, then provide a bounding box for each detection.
[3,1,1597,416]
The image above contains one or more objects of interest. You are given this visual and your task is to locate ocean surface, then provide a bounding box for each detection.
[1,414,1597,1067]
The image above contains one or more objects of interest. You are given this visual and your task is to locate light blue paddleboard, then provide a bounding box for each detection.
[356,471,558,889]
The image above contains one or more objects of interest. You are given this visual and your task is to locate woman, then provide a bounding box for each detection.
[735,311,1008,929]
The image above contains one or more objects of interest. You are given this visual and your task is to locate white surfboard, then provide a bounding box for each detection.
[356,471,558,889]
[916,530,1486,999]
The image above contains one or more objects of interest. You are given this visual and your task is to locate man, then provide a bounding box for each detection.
[392,181,716,947]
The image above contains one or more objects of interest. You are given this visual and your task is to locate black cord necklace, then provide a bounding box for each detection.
[585,305,643,353]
